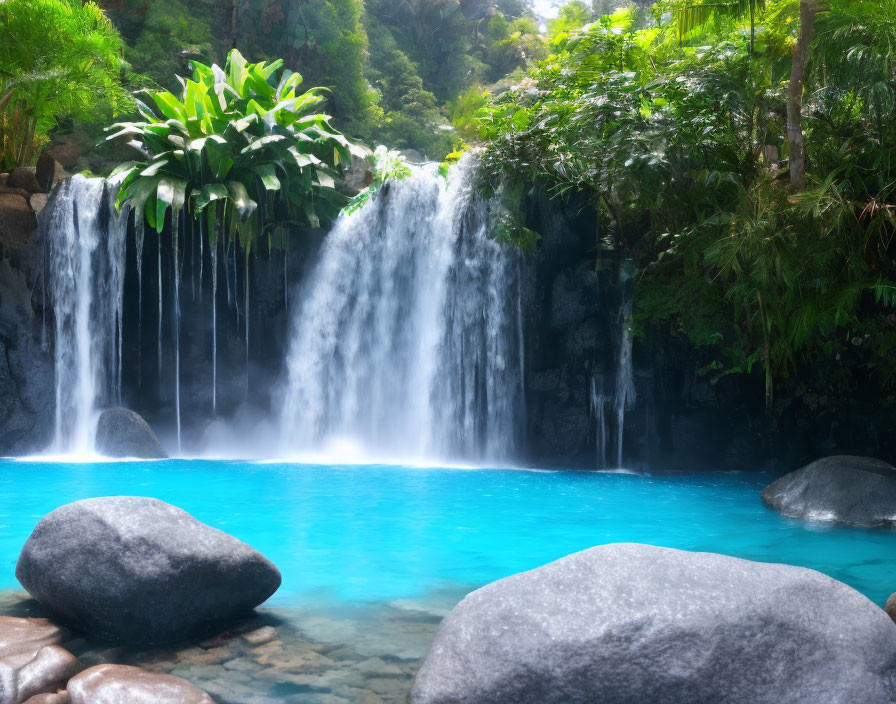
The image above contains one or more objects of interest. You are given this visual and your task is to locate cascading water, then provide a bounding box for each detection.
[279,156,526,463]
[589,274,636,470]
[44,176,127,454]
[613,293,636,467]
[171,212,182,451]
[211,235,218,413]
[135,217,144,386]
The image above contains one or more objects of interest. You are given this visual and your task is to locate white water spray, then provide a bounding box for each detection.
[45,176,127,454]
[279,157,525,463]
[171,212,182,451]
[589,280,636,469]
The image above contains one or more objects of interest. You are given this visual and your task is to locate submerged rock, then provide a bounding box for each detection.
[0,617,80,704]
[94,407,166,459]
[16,497,281,644]
[412,543,896,704]
[0,617,66,658]
[21,693,70,704]
[761,455,896,526]
[67,665,214,704]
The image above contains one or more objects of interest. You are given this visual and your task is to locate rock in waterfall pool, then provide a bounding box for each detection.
[1,459,894,703]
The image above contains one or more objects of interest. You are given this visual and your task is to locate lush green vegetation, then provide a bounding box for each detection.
[109,50,366,249]
[471,0,896,407]
[8,0,896,417]
[0,0,128,170]
[90,0,557,161]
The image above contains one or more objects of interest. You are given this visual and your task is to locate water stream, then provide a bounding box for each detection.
[589,274,636,470]
[43,176,127,454]
[279,157,526,464]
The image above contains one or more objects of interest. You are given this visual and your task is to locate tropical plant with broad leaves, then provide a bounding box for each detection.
[108,49,368,251]
[0,0,127,170]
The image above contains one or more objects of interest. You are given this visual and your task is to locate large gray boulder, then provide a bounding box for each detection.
[67,665,214,704]
[94,407,166,458]
[762,455,896,526]
[412,544,896,704]
[16,497,281,644]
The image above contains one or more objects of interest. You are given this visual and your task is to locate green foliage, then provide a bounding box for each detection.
[242,0,371,126]
[0,0,128,169]
[124,0,221,92]
[344,145,413,213]
[362,17,455,159]
[109,49,368,250]
[475,0,896,406]
[363,0,548,158]
[449,86,492,142]
[438,149,464,178]
[97,1,548,161]
[547,1,593,49]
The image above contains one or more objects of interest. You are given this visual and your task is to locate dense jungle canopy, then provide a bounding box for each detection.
[1,0,895,418]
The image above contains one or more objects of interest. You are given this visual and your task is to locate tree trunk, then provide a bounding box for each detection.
[786,0,819,190]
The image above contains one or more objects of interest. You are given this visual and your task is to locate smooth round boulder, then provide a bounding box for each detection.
[16,497,281,644]
[761,455,896,526]
[0,617,79,704]
[94,407,166,459]
[0,646,79,704]
[0,618,65,658]
[6,168,42,195]
[412,544,896,704]
[886,593,896,624]
[22,693,70,704]
[67,665,213,704]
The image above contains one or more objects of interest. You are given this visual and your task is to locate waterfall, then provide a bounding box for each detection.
[279,156,525,463]
[157,234,163,383]
[244,255,249,399]
[171,212,182,452]
[589,274,636,470]
[135,217,144,386]
[211,236,218,414]
[614,293,635,467]
[590,377,609,469]
[44,176,127,454]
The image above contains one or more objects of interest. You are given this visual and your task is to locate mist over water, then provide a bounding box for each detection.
[39,160,527,463]
[279,156,526,465]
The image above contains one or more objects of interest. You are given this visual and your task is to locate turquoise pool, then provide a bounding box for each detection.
[1,460,894,605]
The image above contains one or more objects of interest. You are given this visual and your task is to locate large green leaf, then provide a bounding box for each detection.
[107,47,364,249]
[252,164,282,192]
[226,180,257,221]
[154,176,188,233]
[195,183,229,211]
[152,91,187,121]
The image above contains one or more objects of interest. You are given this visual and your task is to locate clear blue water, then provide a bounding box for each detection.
[1,460,894,607]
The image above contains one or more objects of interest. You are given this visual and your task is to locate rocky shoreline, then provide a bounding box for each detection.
[0,593,431,704]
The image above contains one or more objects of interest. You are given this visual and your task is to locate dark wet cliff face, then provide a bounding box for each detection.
[4,174,896,467]
[0,214,54,455]
[116,217,327,453]
[521,192,896,472]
